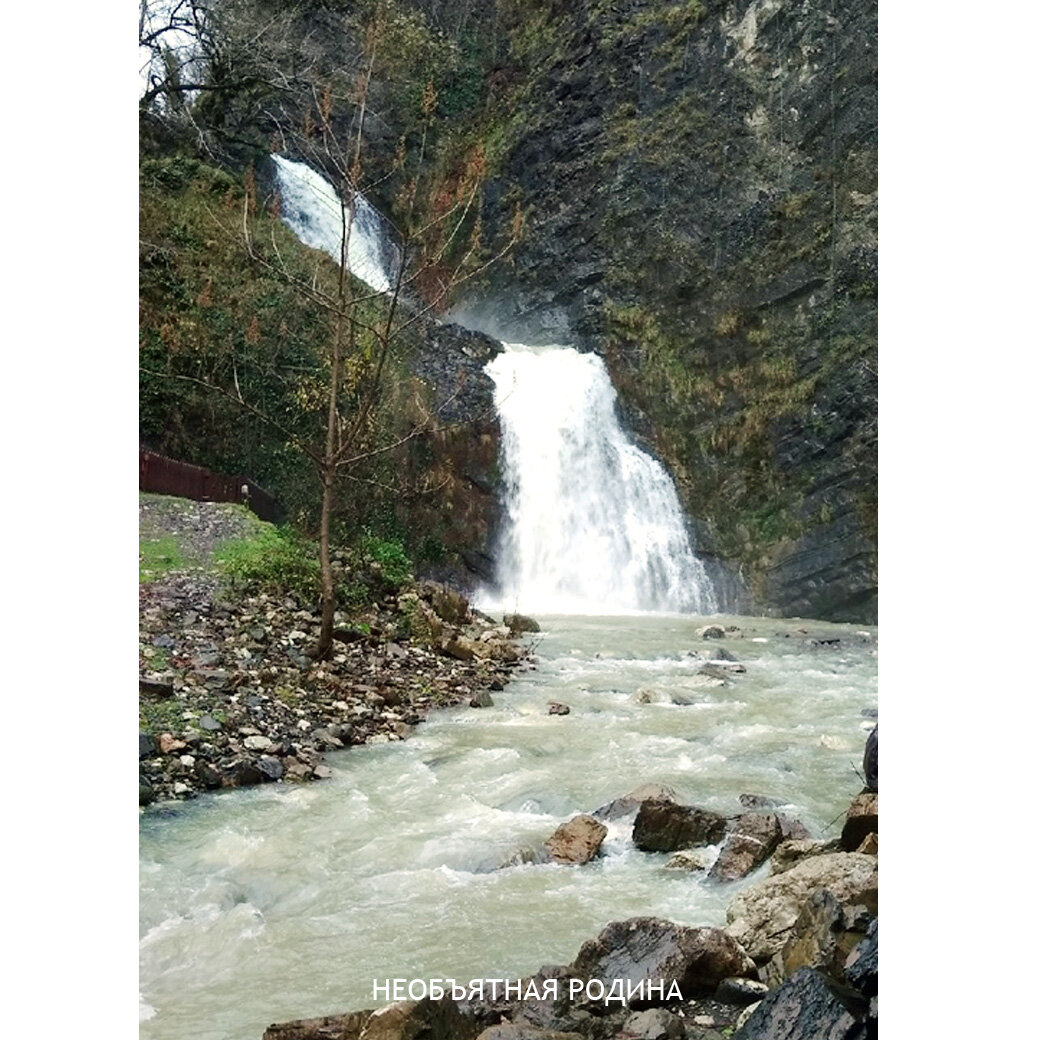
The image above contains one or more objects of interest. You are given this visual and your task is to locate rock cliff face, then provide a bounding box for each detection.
[454,0,877,621]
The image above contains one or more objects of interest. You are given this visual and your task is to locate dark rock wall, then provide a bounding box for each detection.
[454,0,877,621]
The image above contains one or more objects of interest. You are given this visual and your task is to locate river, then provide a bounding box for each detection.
[139,611,877,1040]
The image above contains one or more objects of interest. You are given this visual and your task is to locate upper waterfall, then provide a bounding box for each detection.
[484,344,717,615]
[269,155,400,293]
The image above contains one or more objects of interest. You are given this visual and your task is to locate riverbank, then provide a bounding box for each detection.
[139,495,530,805]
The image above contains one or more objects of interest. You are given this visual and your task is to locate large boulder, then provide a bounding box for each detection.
[840,794,878,852]
[633,799,728,852]
[358,998,479,1040]
[264,1010,371,1040]
[593,784,677,820]
[545,814,607,864]
[778,890,872,983]
[770,839,843,876]
[731,968,868,1039]
[571,918,755,1004]
[726,853,878,961]
[709,813,783,882]
[504,613,541,635]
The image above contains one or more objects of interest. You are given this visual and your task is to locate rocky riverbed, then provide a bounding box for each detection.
[139,497,531,805]
[262,750,878,1040]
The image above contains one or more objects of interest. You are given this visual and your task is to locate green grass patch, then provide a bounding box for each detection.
[215,525,321,600]
[139,535,185,583]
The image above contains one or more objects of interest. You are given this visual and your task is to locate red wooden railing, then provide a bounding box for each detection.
[139,449,285,524]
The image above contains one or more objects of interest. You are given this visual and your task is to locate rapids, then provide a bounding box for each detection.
[139,613,877,1040]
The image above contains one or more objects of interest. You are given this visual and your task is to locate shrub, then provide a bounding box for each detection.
[214,526,321,599]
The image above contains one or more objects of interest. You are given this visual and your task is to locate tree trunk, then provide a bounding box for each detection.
[316,466,336,660]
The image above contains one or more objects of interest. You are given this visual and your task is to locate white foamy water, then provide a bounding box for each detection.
[483,345,717,615]
[139,614,876,1040]
[270,155,400,293]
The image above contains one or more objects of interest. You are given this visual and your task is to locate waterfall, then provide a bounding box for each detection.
[485,343,718,615]
[269,155,400,293]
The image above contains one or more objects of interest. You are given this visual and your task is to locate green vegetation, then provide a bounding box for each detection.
[215,526,323,599]
[139,535,185,583]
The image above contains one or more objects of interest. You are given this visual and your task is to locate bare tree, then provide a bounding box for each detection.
[142,0,522,658]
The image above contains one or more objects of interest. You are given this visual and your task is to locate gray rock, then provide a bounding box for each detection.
[730,968,866,1039]
[244,735,274,752]
[194,761,223,789]
[139,732,156,760]
[709,813,783,882]
[258,756,284,782]
[470,691,494,708]
[715,977,769,1006]
[726,853,878,961]
[633,799,727,853]
[313,764,333,780]
[198,715,222,732]
[624,1008,684,1039]
[738,794,782,810]
[593,783,677,820]
[571,918,754,1004]
[505,612,541,634]
[697,625,726,639]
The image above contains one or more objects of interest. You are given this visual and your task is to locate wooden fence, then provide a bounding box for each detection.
[139,449,285,524]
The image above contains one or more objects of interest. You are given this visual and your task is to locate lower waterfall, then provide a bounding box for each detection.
[484,343,717,615]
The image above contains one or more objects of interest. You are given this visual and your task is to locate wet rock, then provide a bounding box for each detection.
[709,814,783,882]
[263,1009,372,1040]
[633,799,727,853]
[139,779,155,806]
[358,997,479,1040]
[779,889,869,983]
[313,764,333,780]
[665,850,713,872]
[633,687,657,704]
[194,761,223,789]
[500,845,552,868]
[707,647,739,662]
[863,725,877,792]
[258,756,284,781]
[739,794,781,810]
[777,816,812,842]
[697,625,726,640]
[698,662,745,679]
[505,613,541,635]
[139,731,156,760]
[730,967,866,1039]
[547,701,570,716]
[571,919,754,1004]
[593,783,677,820]
[623,1007,685,1039]
[840,793,878,852]
[770,839,842,875]
[725,853,878,961]
[715,978,769,1007]
[545,814,607,864]
[230,759,265,787]
[844,919,878,998]
[470,691,494,708]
